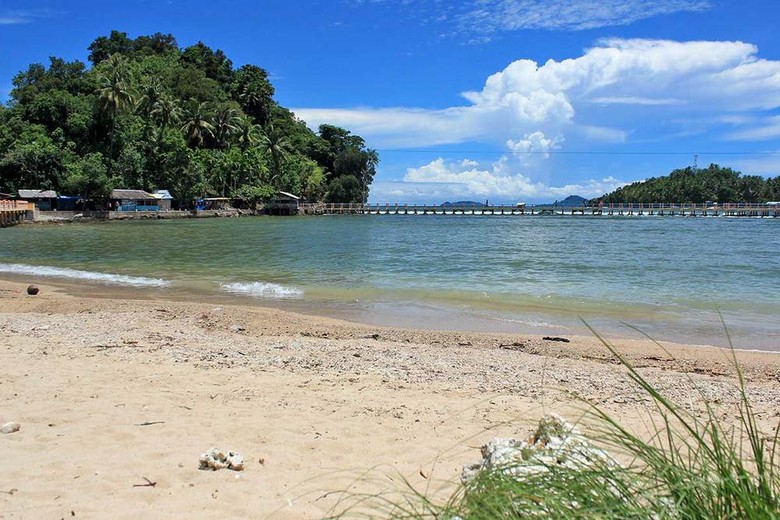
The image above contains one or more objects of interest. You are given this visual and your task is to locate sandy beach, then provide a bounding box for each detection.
[1,279,779,519]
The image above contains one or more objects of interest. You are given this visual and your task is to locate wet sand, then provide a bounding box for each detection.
[1,280,779,518]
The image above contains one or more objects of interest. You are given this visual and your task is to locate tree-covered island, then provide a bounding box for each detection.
[0,31,377,207]
[596,164,780,204]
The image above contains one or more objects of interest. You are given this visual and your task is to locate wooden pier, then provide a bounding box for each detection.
[301,202,780,218]
[0,200,32,228]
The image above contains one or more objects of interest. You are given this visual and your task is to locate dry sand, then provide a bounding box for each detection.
[1,280,779,519]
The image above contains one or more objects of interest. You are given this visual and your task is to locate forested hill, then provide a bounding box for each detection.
[597,164,780,204]
[0,31,377,205]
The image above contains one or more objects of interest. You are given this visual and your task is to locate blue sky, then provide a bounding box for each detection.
[1,0,779,203]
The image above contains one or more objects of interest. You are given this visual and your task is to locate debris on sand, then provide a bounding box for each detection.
[199,447,244,471]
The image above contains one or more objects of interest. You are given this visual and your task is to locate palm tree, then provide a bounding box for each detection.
[259,124,291,186]
[235,115,260,151]
[135,77,163,144]
[150,94,182,147]
[136,77,162,120]
[211,105,241,149]
[96,54,134,169]
[180,102,214,149]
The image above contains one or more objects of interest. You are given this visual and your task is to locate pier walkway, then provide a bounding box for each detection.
[0,201,32,227]
[302,202,780,218]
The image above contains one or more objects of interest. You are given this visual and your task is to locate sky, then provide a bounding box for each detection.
[1,0,779,203]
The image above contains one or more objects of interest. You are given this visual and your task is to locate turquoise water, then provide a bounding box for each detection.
[1,215,779,349]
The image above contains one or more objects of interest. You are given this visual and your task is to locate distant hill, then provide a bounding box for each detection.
[595,164,780,203]
[440,201,486,207]
[553,195,588,206]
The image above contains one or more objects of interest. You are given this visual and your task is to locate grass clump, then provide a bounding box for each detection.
[331,323,780,519]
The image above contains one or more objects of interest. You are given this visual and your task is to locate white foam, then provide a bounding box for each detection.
[0,263,170,287]
[220,281,303,299]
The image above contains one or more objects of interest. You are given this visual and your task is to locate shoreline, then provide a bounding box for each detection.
[2,280,780,518]
[0,268,776,353]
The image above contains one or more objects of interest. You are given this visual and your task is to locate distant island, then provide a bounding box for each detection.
[596,164,780,204]
[440,201,486,208]
[552,195,588,206]
[0,31,377,206]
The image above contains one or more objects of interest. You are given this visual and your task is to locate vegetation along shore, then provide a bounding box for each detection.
[0,31,377,209]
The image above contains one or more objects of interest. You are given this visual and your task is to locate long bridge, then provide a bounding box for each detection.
[0,200,31,228]
[301,202,780,218]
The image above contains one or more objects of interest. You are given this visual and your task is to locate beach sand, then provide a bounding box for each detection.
[1,280,779,518]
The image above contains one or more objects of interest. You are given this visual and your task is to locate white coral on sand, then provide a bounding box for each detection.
[462,413,616,482]
[199,447,244,471]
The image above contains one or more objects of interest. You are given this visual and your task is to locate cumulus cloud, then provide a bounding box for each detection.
[458,0,710,33]
[506,131,561,163]
[295,38,780,151]
[369,156,628,202]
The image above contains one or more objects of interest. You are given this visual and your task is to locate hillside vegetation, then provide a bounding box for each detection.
[0,31,377,205]
[598,164,780,204]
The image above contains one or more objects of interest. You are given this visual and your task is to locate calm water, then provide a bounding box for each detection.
[1,215,779,350]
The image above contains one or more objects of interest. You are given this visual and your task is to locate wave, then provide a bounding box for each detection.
[220,281,304,299]
[0,263,170,287]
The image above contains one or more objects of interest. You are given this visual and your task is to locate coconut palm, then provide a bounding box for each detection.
[96,54,134,168]
[135,77,163,120]
[211,105,241,149]
[259,123,291,186]
[235,115,260,151]
[180,102,214,149]
[150,94,182,147]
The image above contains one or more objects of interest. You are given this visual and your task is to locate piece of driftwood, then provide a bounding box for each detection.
[133,477,157,488]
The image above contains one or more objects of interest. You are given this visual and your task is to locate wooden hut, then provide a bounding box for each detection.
[17,190,58,211]
[153,190,174,211]
[110,189,159,212]
[267,191,301,216]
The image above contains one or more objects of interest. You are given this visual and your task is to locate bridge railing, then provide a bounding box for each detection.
[300,202,779,214]
[0,200,31,211]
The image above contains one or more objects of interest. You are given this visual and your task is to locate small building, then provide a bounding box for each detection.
[17,190,58,211]
[111,189,159,212]
[196,197,232,211]
[153,190,174,211]
[267,191,301,216]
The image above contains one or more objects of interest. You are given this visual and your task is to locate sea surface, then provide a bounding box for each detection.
[1,215,778,350]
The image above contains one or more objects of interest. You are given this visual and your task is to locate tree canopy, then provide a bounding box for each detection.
[596,164,780,204]
[0,31,378,205]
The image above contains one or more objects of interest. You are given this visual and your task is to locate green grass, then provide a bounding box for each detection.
[327,320,780,519]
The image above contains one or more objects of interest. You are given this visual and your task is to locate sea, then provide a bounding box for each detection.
[1,215,778,351]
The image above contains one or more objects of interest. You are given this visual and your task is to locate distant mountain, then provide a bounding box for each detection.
[553,195,588,206]
[440,201,486,207]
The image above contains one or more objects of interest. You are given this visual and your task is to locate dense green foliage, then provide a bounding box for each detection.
[0,31,378,205]
[598,164,780,204]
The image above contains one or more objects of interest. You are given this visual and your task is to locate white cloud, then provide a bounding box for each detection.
[727,116,780,141]
[506,131,561,166]
[369,156,628,202]
[588,96,685,106]
[294,38,780,150]
[348,0,710,34]
[0,9,54,25]
[457,0,710,33]
[732,153,780,176]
